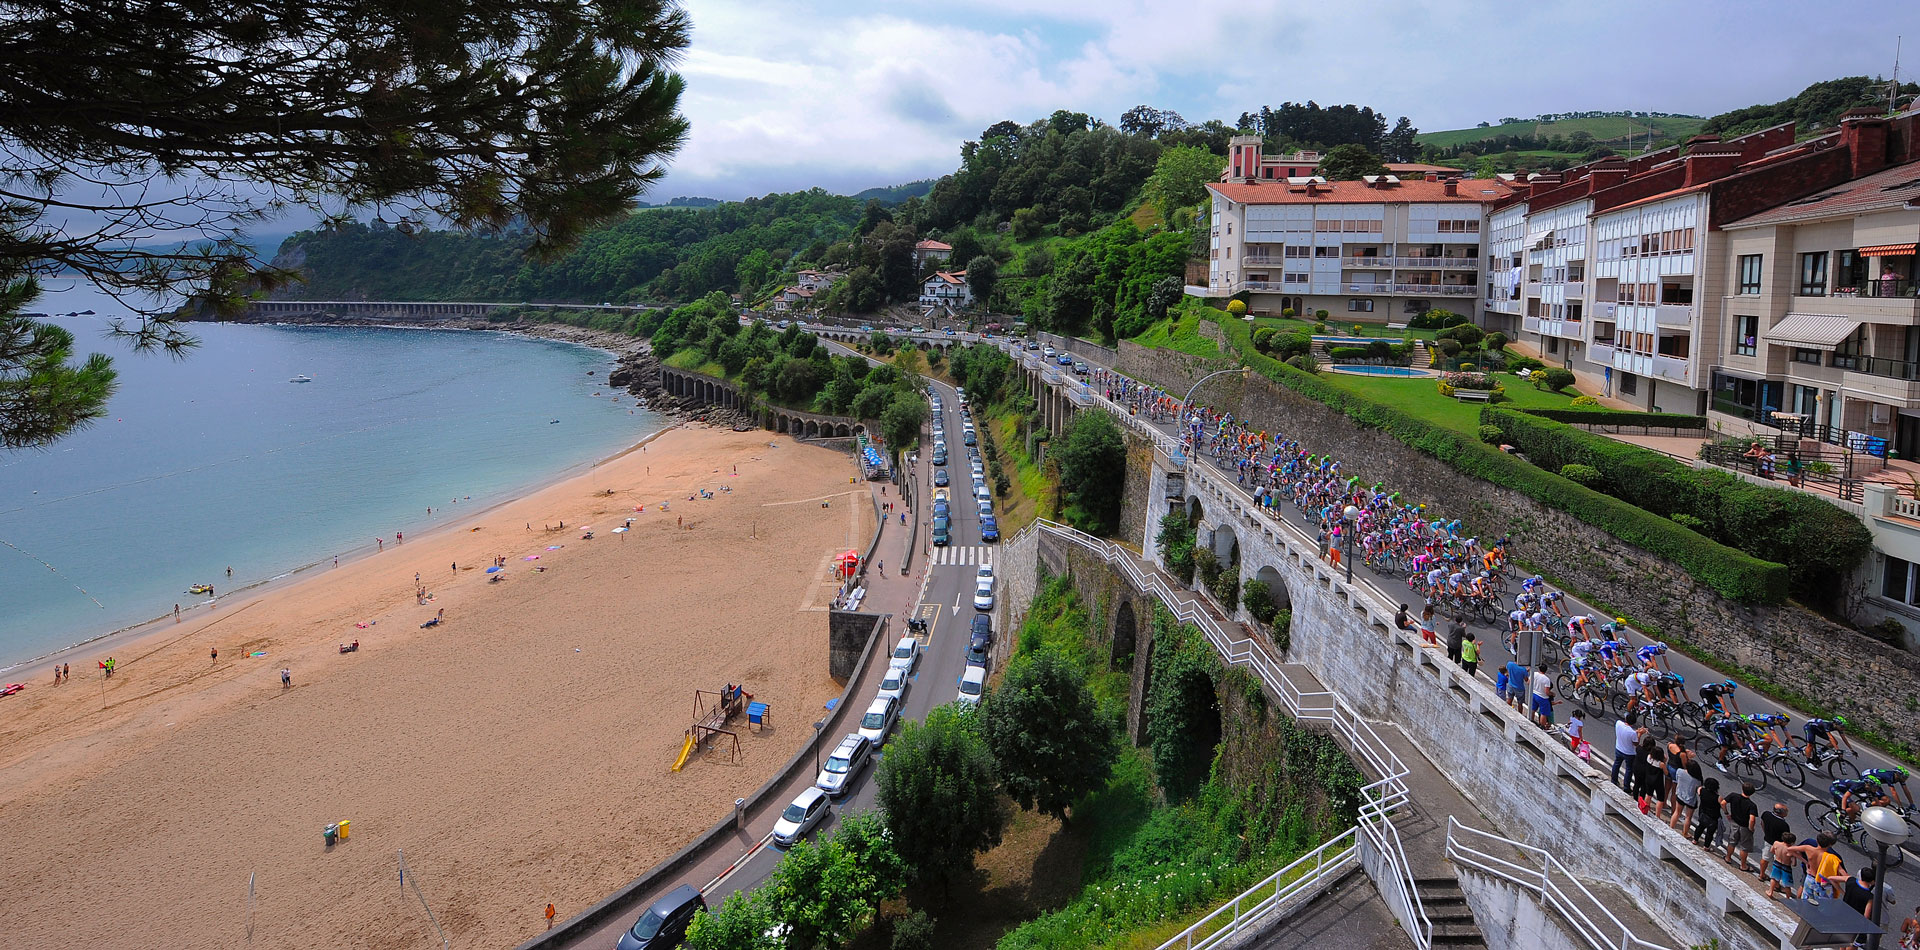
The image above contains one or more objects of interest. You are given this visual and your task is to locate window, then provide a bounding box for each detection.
[1835,249,1866,294]
[1793,348,1824,364]
[1799,252,1829,296]
[1285,245,1310,258]
[1738,255,1763,295]
[1619,372,1638,396]
[1347,299,1375,312]
[1833,326,1866,370]
[1316,246,1341,258]
[1283,273,1309,284]
[1733,315,1757,356]
[1545,338,1559,354]
[1883,556,1920,606]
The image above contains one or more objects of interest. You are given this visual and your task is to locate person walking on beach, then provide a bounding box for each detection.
[174,603,181,622]
[62,663,69,680]
[210,647,218,663]
[376,538,384,551]
[281,668,291,688]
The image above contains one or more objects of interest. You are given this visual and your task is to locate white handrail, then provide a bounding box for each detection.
[1014,518,1432,948]
[1445,818,1674,950]
[1152,827,1360,950]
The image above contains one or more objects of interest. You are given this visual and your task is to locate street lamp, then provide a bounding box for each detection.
[813,720,826,776]
[1341,505,1358,583]
[1177,366,1250,451]
[1862,805,1911,950]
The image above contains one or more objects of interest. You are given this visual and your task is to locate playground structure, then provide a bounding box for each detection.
[671,685,751,772]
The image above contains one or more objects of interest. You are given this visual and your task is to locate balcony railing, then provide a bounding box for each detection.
[1392,284,1477,296]
[1398,257,1480,270]
[1564,281,1585,299]
[1654,304,1694,328]
[1341,257,1390,268]
[1832,279,1917,299]
[1651,354,1690,383]
[1241,255,1287,267]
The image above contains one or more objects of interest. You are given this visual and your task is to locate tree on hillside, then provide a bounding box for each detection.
[965,255,998,309]
[1142,145,1223,229]
[763,813,906,949]
[1054,409,1126,535]
[1119,105,1187,138]
[0,0,691,449]
[880,392,926,451]
[1384,117,1421,162]
[1316,144,1389,181]
[875,704,1008,894]
[980,651,1119,824]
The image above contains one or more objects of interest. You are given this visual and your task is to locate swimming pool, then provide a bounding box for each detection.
[1330,365,1431,377]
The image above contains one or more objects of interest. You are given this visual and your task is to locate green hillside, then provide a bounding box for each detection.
[1418,115,1705,149]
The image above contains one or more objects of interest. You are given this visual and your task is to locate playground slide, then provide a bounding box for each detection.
[671,733,695,772]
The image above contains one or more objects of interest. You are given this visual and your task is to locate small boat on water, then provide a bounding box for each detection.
[289,375,313,383]
[188,584,213,595]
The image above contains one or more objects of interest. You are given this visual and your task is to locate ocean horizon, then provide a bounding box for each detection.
[0,281,662,668]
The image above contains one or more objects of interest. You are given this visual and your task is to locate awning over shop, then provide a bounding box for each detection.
[1764,313,1861,350]
[1858,243,1917,257]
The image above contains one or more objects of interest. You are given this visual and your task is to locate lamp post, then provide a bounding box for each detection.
[812,720,826,777]
[1177,366,1251,450]
[1863,805,1911,950]
[1341,505,1358,583]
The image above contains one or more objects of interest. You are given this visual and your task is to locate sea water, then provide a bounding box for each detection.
[0,281,663,667]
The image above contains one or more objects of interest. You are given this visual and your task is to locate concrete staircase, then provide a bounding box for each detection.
[1416,877,1487,948]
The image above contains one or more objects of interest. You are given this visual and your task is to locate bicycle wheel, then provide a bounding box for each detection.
[1556,674,1578,701]
[1769,753,1806,790]
[1609,691,1634,719]
[1672,704,1702,741]
[1806,799,1835,827]
[1733,754,1770,792]
[1826,754,1860,781]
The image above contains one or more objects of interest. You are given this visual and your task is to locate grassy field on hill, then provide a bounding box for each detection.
[1417,115,1706,149]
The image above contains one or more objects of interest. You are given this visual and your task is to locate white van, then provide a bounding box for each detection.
[957,665,987,706]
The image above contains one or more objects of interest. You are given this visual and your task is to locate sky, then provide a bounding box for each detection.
[653,0,1919,199]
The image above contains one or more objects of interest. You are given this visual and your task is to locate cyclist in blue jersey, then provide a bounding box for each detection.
[1699,680,1742,720]
[1636,641,1673,673]
[1802,717,1855,760]
[1863,766,1913,808]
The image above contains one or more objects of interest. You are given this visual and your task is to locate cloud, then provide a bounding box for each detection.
[647,0,1915,201]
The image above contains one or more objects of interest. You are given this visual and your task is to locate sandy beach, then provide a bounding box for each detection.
[0,425,873,950]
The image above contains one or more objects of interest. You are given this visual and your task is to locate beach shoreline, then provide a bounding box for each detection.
[2,322,679,677]
[0,424,872,950]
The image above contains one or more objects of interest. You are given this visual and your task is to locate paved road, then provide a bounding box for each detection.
[696,350,998,900]
[998,334,1920,904]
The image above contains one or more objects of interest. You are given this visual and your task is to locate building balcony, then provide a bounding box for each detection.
[1393,284,1478,296]
[1564,281,1585,299]
[1655,304,1694,328]
[1241,255,1286,267]
[1653,354,1691,383]
[1398,257,1480,270]
[1341,257,1392,268]
[1803,283,1920,321]
[1590,341,1617,364]
[1522,316,1584,339]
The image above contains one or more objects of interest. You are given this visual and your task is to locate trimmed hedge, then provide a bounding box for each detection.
[1519,408,1708,430]
[1202,310,1789,604]
[1480,407,1869,606]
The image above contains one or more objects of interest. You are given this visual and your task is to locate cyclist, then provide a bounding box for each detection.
[1505,607,1527,655]
[1596,627,1631,672]
[1802,716,1856,761]
[1568,638,1599,691]
[1863,766,1914,809]
[1623,667,1658,716]
[1540,590,1567,618]
[1706,714,1750,771]
[1635,640,1674,674]
[1514,590,1539,614]
[1521,574,1546,595]
[1566,614,1597,643]
[1832,775,1894,826]
[1745,713,1789,754]
[1700,680,1742,722]
[1653,670,1686,705]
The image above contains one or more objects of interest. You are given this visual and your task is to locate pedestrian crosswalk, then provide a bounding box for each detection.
[931,544,995,566]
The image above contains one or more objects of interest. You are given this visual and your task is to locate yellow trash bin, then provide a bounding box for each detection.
[337,820,350,841]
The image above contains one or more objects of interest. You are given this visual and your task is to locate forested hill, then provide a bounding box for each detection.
[271,189,862,304]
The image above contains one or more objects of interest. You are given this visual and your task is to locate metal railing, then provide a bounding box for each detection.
[1153,827,1359,950]
[1831,278,1916,299]
[1445,818,1674,950]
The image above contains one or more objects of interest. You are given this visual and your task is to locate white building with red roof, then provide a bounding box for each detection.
[919,270,971,308]
[913,239,952,270]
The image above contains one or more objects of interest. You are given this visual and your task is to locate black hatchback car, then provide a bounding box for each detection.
[617,884,706,950]
[966,614,993,667]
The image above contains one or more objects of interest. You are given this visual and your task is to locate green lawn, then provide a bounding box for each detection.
[1415,115,1705,149]
[1318,371,1583,435]
[1247,316,1441,341]
[1132,312,1223,359]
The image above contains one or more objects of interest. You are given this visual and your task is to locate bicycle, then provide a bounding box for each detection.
[1689,738,1801,791]
[1805,799,1909,868]
[1800,744,1860,780]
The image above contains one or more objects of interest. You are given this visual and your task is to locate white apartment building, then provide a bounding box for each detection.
[1587,191,1717,410]
[1204,175,1514,322]
[1483,201,1528,327]
[1520,197,1593,363]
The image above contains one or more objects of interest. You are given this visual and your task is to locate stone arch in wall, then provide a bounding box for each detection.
[1112,599,1138,673]
[1212,522,1239,570]
[835,423,851,438]
[1187,495,1204,528]
[1253,565,1291,610]
[804,419,819,439]
[777,414,790,434]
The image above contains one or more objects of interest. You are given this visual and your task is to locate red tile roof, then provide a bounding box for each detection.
[1596,183,1708,215]
[1385,162,1464,174]
[914,239,953,251]
[1207,179,1513,205]
[1723,159,1920,227]
[928,270,968,285]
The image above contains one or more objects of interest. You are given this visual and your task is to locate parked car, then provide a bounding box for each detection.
[931,449,947,466]
[963,431,976,446]
[966,616,992,667]
[877,665,910,703]
[978,564,994,583]
[1042,345,1056,357]
[954,387,966,401]
[771,787,831,847]
[858,695,900,745]
[815,733,874,797]
[933,469,949,486]
[1075,361,1089,375]
[932,520,951,546]
[973,577,995,611]
[957,665,987,706]
[980,517,999,542]
[1057,354,1073,366]
[887,635,920,674]
[616,884,706,950]
[934,487,950,503]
